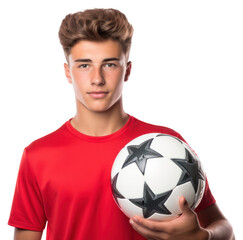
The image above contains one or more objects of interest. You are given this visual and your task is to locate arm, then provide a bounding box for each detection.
[129,197,235,240]
[198,204,235,240]
[9,149,46,240]
[14,228,43,240]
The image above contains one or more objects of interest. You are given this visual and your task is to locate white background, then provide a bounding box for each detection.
[0,0,242,239]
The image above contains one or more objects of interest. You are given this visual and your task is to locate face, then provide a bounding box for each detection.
[64,40,131,113]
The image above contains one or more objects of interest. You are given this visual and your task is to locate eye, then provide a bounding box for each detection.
[78,64,89,69]
[105,63,116,68]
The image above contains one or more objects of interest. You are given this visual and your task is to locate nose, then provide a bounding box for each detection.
[91,67,105,86]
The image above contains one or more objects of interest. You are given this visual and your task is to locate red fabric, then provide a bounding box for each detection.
[8,115,215,239]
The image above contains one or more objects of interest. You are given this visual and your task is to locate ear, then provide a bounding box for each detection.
[64,63,72,84]
[124,61,132,82]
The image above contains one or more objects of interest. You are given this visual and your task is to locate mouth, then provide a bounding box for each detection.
[87,91,109,99]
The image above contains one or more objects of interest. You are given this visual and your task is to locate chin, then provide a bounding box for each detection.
[78,97,121,114]
[85,104,112,113]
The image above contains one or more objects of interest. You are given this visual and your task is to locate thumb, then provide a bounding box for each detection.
[179,196,191,214]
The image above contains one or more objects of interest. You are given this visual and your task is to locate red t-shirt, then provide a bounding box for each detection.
[8,116,215,239]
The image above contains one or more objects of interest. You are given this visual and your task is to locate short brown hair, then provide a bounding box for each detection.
[58,8,134,60]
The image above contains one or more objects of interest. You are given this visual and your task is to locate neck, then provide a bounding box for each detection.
[71,99,129,137]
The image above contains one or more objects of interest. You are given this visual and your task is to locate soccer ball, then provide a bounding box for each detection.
[111,133,205,221]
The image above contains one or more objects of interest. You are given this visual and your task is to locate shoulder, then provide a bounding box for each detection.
[21,121,72,168]
[25,121,70,153]
[131,116,185,141]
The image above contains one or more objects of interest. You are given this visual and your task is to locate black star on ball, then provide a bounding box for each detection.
[171,148,204,192]
[122,138,163,175]
[130,182,172,218]
[111,173,125,204]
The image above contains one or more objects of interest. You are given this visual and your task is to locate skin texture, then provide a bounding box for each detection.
[13,40,234,240]
[64,39,131,137]
[14,228,43,240]
[129,197,235,240]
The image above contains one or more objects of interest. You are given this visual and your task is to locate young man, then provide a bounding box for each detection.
[9,8,234,240]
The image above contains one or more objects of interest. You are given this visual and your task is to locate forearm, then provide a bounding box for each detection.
[206,219,235,240]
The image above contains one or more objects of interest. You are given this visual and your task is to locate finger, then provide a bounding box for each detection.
[129,218,166,240]
[130,216,171,232]
[179,196,191,214]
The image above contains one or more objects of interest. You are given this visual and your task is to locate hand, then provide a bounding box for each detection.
[129,196,210,240]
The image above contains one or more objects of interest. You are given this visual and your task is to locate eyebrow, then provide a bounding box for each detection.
[74,57,120,63]
[103,58,120,62]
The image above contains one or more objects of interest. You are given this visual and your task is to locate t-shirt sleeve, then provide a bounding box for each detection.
[8,148,46,231]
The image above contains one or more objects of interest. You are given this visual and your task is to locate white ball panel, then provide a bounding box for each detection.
[151,135,186,159]
[145,157,182,194]
[148,212,178,221]
[117,198,143,219]
[165,182,195,215]
[117,163,145,198]
[111,147,130,178]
